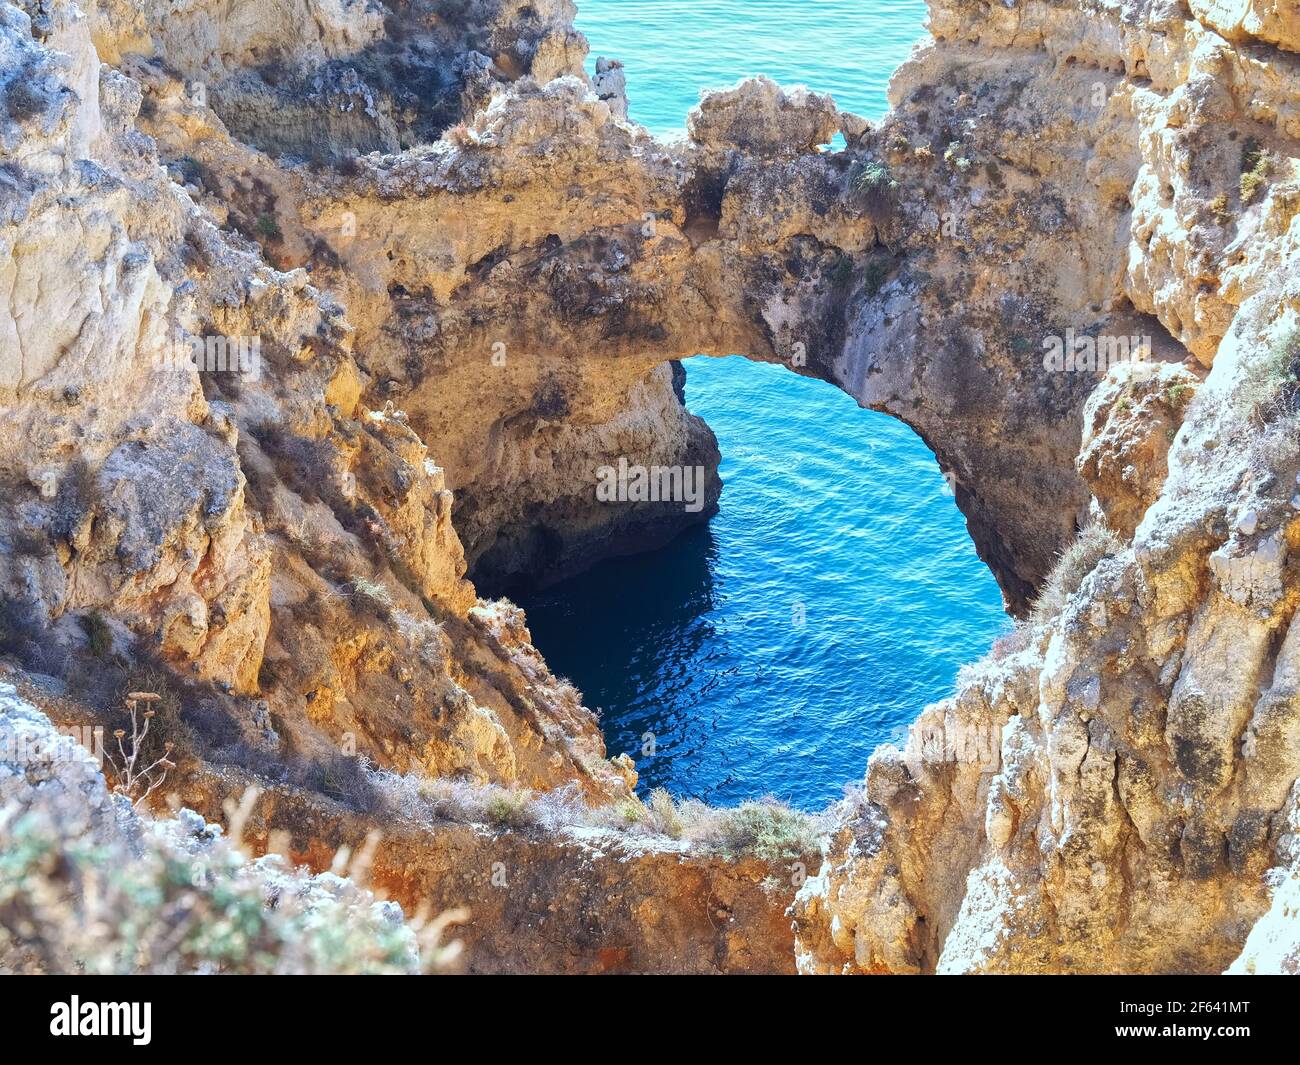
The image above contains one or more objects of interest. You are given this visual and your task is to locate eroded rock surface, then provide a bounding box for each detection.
[1,0,635,815]
[2,0,1300,974]
[793,0,1300,974]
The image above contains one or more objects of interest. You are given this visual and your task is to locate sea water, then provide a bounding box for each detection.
[517,0,1009,810]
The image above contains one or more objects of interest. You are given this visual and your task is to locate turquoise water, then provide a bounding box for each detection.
[518,1,1009,811]
[577,0,931,134]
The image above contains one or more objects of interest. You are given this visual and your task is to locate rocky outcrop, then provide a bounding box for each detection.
[0,681,453,974]
[170,760,803,975]
[88,0,588,159]
[0,0,635,815]
[792,0,1300,974]
[109,6,1110,606]
[2,673,802,973]
[1226,783,1300,974]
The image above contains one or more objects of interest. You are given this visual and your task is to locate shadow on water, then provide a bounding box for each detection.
[519,519,721,759]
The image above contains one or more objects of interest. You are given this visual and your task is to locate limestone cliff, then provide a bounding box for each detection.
[0,0,636,812]
[2,0,1300,975]
[793,0,1300,974]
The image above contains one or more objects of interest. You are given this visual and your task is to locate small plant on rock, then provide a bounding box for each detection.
[645,788,685,838]
[348,577,395,619]
[255,213,282,240]
[1240,326,1300,425]
[854,160,899,224]
[1210,192,1230,226]
[1240,137,1271,205]
[944,141,971,171]
[105,692,176,809]
[1030,524,1125,627]
[483,789,537,830]
[79,611,113,660]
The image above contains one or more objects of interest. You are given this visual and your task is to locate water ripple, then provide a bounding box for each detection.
[577,0,932,132]
[521,358,1010,810]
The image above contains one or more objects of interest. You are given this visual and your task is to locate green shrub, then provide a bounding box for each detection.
[1210,192,1230,226]
[1237,326,1300,424]
[706,800,824,864]
[79,611,113,660]
[483,789,538,830]
[615,799,644,825]
[255,213,282,240]
[1240,137,1270,205]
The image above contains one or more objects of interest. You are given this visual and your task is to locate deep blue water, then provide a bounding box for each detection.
[517,1,1009,811]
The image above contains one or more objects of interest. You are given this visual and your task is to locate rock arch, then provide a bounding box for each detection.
[14,0,1300,979]
[173,70,1130,613]
[99,0,1203,616]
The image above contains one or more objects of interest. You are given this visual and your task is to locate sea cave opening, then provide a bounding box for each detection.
[516,355,1011,811]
